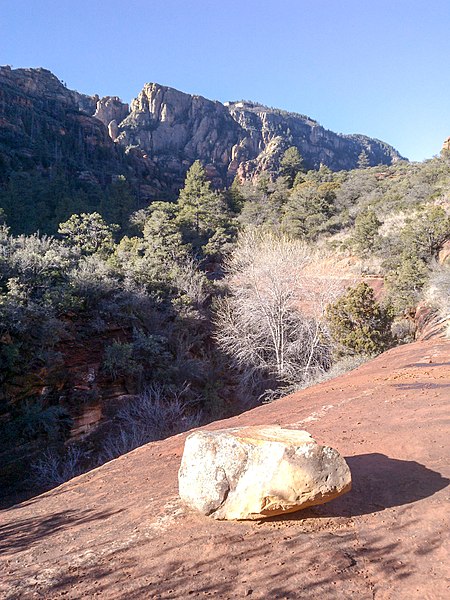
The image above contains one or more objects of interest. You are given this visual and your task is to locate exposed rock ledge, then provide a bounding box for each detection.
[1,339,449,599]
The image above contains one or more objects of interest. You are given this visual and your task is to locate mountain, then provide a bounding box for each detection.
[0,66,405,199]
[0,66,153,187]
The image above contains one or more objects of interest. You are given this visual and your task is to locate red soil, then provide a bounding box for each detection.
[1,339,449,599]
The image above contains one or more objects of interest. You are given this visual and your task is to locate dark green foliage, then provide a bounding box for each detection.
[352,209,382,256]
[282,180,338,240]
[279,146,304,186]
[0,171,140,236]
[400,206,450,261]
[357,150,370,169]
[227,175,245,213]
[58,212,119,256]
[102,331,171,390]
[177,160,233,256]
[385,255,430,313]
[382,205,450,313]
[2,400,72,446]
[326,283,393,355]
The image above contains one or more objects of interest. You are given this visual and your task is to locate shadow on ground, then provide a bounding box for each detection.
[269,453,450,522]
[0,507,123,555]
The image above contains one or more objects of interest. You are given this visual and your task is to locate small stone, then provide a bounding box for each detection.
[178,425,351,520]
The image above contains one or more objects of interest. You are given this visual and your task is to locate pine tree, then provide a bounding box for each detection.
[58,212,118,255]
[352,209,382,256]
[357,150,370,169]
[176,160,230,254]
[279,146,304,186]
[326,282,393,355]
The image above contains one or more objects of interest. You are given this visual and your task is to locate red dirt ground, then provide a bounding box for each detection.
[1,339,449,599]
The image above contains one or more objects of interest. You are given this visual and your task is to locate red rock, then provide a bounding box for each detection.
[0,339,449,599]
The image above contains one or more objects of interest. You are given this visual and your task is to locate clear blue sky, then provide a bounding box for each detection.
[2,0,449,161]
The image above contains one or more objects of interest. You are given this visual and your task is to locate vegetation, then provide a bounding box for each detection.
[214,232,335,400]
[1,147,450,499]
[326,283,393,355]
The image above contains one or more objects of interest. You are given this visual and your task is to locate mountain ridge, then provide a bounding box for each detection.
[0,66,406,198]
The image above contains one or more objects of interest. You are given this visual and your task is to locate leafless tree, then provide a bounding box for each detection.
[214,230,348,400]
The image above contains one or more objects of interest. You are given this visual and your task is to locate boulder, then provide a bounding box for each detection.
[178,425,351,520]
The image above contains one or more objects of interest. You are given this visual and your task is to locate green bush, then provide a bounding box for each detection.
[326,282,393,355]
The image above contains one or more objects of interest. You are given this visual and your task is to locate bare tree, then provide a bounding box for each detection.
[214,231,347,400]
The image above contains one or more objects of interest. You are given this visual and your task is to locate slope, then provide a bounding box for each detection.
[1,338,449,599]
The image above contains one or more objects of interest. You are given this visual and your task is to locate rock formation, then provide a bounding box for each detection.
[0,66,405,197]
[0,66,155,192]
[179,426,351,519]
[116,88,405,191]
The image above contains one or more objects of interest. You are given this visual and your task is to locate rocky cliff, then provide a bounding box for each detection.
[0,66,155,191]
[0,66,405,197]
[114,86,405,191]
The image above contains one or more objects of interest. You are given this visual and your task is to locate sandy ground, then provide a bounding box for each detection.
[1,339,449,599]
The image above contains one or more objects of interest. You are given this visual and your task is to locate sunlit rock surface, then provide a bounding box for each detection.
[179,425,351,520]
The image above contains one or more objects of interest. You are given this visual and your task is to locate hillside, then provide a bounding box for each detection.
[0,65,404,200]
[1,338,449,599]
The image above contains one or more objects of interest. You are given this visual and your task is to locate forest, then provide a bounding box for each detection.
[1,148,450,501]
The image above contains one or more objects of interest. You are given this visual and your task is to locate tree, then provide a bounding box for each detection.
[352,208,382,256]
[214,231,335,399]
[326,282,393,355]
[102,177,137,232]
[143,202,186,261]
[282,181,338,240]
[400,205,450,261]
[385,254,429,313]
[176,160,230,254]
[279,146,304,186]
[358,150,370,169]
[58,212,118,256]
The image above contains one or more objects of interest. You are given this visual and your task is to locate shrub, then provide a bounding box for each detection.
[326,282,393,355]
[424,262,450,334]
[102,341,143,382]
[100,383,202,461]
[30,445,85,488]
[351,209,382,257]
[385,255,430,314]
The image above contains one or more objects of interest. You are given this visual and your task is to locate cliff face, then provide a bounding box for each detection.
[0,66,405,196]
[0,66,155,191]
[116,88,405,191]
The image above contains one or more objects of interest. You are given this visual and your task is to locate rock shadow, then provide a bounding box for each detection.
[267,453,449,522]
[403,361,450,368]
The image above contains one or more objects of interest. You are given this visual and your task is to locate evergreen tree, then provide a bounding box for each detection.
[358,150,370,169]
[400,205,450,261]
[279,146,304,186]
[143,202,187,261]
[282,181,338,240]
[176,160,231,255]
[352,209,382,256]
[385,254,429,313]
[58,212,118,256]
[326,282,393,355]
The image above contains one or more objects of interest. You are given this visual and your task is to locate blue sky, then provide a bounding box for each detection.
[2,0,449,161]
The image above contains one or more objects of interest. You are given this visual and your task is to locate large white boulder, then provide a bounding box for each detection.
[178,425,351,520]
